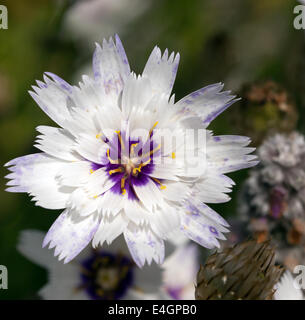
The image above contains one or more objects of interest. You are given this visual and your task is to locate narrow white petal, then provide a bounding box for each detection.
[5,153,71,209]
[93,35,130,97]
[133,178,164,212]
[143,46,180,97]
[29,74,73,127]
[35,125,78,161]
[274,271,304,300]
[92,214,128,247]
[56,161,92,187]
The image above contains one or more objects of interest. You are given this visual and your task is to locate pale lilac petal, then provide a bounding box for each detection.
[176,83,239,127]
[44,72,73,94]
[143,46,180,97]
[93,35,130,96]
[124,225,165,268]
[43,210,99,263]
[29,74,75,127]
[180,204,229,249]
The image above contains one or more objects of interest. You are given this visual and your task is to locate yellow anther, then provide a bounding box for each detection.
[93,194,98,199]
[149,121,159,136]
[171,152,176,159]
[115,130,125,150]
[152,177,166,190]
[109,167,123,175]
[132,158,151,175]
[133,167,141,175]
[90,169,94,174]
[96,133,102,139]
[121,177,126,195]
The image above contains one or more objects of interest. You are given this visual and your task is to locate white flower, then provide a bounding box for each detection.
[5,35,258,267]
[274,271,304,300]
[18,230,163,300]
[64,0,150,45]
[162,243,199,300]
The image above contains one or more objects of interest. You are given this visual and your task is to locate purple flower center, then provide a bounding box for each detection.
[80,250,134,300]
[91,126,166,200]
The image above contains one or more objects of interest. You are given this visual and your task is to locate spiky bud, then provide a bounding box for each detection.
[195,240,283,300]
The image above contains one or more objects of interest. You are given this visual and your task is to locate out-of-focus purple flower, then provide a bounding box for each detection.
[161,243,199,300]
[17,230,163,300]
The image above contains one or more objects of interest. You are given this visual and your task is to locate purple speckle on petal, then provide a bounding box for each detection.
[209,226,218,235]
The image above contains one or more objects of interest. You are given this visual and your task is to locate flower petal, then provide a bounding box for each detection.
[93,35,130,97]
[180,202,229,249]
[92,213,128,247]
[43,210,100,263]
[143,46,180,97]
[29,74,73,127]
[17,230,56,268]
[35,126,78,161]
[274,271,304,300]
[176,83,239,127]
[163,244,198,291]
[124,225,165,267]
[5,153,71,209]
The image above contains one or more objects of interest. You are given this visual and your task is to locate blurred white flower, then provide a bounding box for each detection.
[5,35,257,268]
[18,230,163,300]
[162,243,199,300]
[64,0,150,44]
[274,271,304,300]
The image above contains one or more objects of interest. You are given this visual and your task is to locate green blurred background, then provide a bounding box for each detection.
[0,0,304,299]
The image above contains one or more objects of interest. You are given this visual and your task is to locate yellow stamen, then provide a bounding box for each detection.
[93,194,98,199]
[121,177,126,195]
[141,144,161,160]
[107,149,119,164]
[171,152,176,159]
[149,121,158,136]
[152,177,166,190]
[96,133,102,139]
[132,158,151,175]
[90,169,94,174]
[115,130,125,150]
[109,167,123,175]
